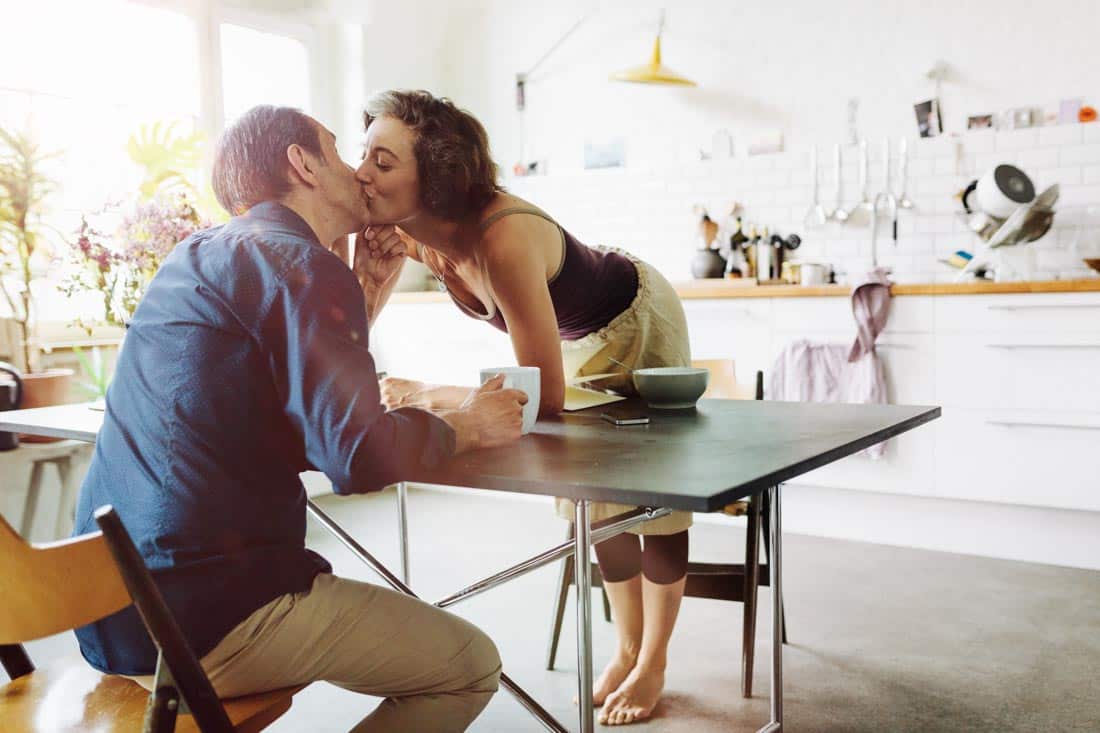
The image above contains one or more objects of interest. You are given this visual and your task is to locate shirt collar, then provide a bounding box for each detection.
[243,201,322,246]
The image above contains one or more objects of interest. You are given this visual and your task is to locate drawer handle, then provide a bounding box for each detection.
[986,420,1100,431]
[985,344,1100,350]
[987,304,1100,311]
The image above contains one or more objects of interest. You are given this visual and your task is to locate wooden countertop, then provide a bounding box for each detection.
[389,278,1100,304]
[673,278,1100,299]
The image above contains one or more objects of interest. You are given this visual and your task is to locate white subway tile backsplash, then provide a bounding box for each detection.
[915,176,965,195]
[961,131,996,154]
[913,136,958,159]
[1035,167,1083,188]
[933,157,962,176]
[1017,148,1062,169]
[914,214,956,234]
[1060,144,1100,166]
[1038,125,1084,147]
[907,158,934,177]
[996,129,1040,151]
[1036,250,1085,271]
[972,152,1003,172]
[1057,184,1100,207]
[509,128,1094,283]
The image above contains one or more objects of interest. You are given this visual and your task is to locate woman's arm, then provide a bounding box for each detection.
[481,223,567,415]
[354,227,419,327]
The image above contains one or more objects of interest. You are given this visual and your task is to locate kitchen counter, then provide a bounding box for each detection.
[388,278,1100,304]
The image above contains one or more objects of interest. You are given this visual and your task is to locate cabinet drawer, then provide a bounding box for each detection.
[934,408,1100,510]
[934,293,1100,334]
[935,333,1100,411]
[794,422,936,496]
[772,295,933,334]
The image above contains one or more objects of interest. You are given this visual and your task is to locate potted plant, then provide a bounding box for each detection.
[0,125,74,416]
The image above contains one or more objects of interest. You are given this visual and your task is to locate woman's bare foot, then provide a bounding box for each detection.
[598,664,665,725]
[575,648,637,707]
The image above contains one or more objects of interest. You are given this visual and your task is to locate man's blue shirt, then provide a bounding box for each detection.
[74,202,455,675]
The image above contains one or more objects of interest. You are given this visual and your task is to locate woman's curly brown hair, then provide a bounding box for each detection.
[364,90,502,221]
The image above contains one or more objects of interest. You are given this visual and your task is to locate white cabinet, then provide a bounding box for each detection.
[683,299,773,386]
[371,289,1100,513]
[702,289,1100,512]
[935,334,1100,412]
[934,408,1100,511]
[767,296,937,496]
[932,292,1100,510]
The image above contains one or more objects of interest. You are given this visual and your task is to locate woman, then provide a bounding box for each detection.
[355,90,692,726]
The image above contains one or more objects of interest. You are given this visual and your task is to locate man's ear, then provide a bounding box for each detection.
[286,144,319,187]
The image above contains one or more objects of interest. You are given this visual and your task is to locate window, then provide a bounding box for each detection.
[220,23,312,124]
[0,1,319,326]
[0,0,203,322]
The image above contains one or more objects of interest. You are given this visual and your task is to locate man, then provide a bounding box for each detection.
[73,105,526,732]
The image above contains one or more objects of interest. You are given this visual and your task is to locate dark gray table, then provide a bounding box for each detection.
[0,398,939,733]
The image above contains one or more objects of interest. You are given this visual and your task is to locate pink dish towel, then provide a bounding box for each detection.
[769,268,893,459]
[848,267,892,362]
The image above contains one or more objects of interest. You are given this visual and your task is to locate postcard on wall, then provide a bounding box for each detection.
[584,138,626,169]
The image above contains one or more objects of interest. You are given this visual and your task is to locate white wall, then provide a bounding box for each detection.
[450,0,1100,170]
[411,0,1100,283]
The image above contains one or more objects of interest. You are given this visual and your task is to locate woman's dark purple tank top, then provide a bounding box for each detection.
[432,207,639,341]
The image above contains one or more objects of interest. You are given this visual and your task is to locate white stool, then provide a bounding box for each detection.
[0,440,92,540]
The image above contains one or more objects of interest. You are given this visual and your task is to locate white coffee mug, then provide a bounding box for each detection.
[479,366,540,434]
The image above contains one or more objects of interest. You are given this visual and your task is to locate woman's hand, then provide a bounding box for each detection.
[380,376,427,409]
[353,225,407,294]
[381,377,476,412]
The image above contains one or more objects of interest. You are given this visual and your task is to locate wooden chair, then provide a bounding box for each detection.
[0,506,304,732]
[545,363,787,698]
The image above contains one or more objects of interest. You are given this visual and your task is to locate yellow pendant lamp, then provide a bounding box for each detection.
[610,9,696,87]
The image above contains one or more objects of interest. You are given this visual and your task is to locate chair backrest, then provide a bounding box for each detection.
[693,359,758,400]
[0,508,234,732]
[0,513,130,645]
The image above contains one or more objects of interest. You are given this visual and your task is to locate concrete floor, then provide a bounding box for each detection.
[25,486,1100,731]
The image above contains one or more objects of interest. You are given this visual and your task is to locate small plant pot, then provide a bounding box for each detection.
[19,369,75,443]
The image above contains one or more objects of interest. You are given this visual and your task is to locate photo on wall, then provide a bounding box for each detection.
[914,99,943,138]
[967,114,994,130]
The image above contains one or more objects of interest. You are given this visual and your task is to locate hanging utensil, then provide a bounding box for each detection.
[875,139,899,247]
[897,138,915,210]
[830,144,849,222]
[845,139,873,226]
[803,145,828,228]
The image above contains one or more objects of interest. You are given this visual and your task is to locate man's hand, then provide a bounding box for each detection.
[353,225,407,294]
[440,374,527,453]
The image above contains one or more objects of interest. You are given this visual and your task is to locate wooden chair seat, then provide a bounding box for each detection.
[721,501,750,517]
[0,658,302,733]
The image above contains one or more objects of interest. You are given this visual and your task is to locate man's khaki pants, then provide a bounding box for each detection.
[135,572,502,732]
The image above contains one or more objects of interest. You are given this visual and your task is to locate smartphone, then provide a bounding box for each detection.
[601,408,650,426]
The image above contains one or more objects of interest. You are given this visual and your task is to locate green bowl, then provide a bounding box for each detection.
[633,367,710,409]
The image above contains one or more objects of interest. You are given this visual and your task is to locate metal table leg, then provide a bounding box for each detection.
[308,498,668,733]
[756,484,784,733]
[307,499,569,733]
[396,482,410,584]
[574,499,594,733]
